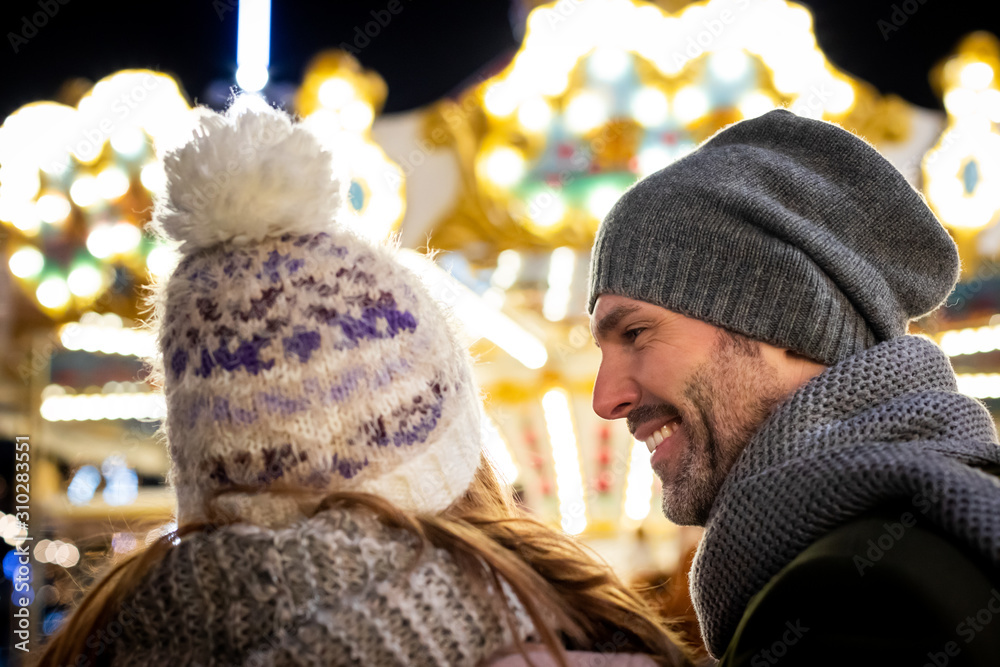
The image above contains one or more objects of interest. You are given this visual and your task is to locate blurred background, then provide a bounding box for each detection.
[1,0,999,661]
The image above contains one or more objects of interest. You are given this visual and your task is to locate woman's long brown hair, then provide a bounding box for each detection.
[37,456,692,667]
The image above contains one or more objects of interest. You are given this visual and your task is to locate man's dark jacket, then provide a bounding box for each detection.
[719,464,1000,666]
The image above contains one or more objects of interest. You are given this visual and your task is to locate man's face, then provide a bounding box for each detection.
[590,294,788,526]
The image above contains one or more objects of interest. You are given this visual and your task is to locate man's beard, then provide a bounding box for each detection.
[654,332,786,526]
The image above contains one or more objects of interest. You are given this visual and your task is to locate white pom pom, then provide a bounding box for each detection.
[154,96,344,253]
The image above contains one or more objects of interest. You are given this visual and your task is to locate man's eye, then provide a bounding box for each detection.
[624,327,645,342]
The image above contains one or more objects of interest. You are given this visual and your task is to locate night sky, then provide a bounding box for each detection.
[0,0,999,120]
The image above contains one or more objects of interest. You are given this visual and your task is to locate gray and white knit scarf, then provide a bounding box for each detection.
[109,507,537,666]
[689,335,1000,658]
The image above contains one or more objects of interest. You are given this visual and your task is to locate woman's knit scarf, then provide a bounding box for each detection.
[109,508,536,666]
[690,335,1000,658]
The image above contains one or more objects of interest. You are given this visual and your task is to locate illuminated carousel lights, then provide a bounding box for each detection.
[40,383,165,422]
[472,0,858,240]
[542,388,588,534]
[923,33,1000,232]
[0,70,191,316]
[480,0,855,120]
[59,311,156,357]
[296,51,405,243]
[32,539,81,568]
[0,513,30,548]
[482,412,520,485]
[956,373,1000,399]
[939,322,1000,357]
[542,246,577,322]
[622,438,655,523]
[64,456,141,507]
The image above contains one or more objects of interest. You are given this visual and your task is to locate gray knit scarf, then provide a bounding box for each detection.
[108,507,536,666]
[689,335,1000,658]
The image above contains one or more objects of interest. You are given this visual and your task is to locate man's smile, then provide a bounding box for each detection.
[640,417,682,453]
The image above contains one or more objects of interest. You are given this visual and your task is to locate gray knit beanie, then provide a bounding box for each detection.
[587,109,960,366]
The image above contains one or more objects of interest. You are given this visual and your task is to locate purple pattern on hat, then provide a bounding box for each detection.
[265,318,287,334]
[331,452,368,479]
[361,416,389,448]
[317,283,339,297]
[197,298,222,322]
[307,291,417,349]
[221,251,250,278]
[212,397,229,422]
[391,391,444,447]
[196,348,216,377]
[330,368,364,402]
[373,359,410,388]
[349,380,447,454]
[196,334,276,377]
[323,245,348,258]
[283,329,321,362]
[293,232,339,253]
[258,443,297,483]
[291,275,318,290]
[262,250,289,284]
[293,232,328,247]
[209,460,231,485]
[207,443,309,488]
[236,286,284,322]
[163,218,478,508]
[169,349,189,379]
[335,265,376,288]
[261,391,310,415]
[188,266,219,289]
[181,367,373,429]
[234,336,276,375]
[211,397,257,425]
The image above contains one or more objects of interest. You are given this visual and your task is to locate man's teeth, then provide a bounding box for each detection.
[644,421,678,453]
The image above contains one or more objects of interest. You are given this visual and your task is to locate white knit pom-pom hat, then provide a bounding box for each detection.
[151,97,482,526]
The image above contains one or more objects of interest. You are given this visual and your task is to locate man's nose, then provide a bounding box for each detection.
[592,356,639,421]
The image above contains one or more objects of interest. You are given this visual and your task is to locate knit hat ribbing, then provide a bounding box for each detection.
[152,98,482,526]
[587,109,960,366]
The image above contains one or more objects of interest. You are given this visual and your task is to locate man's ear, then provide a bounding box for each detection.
[782,348,829,386]
[783,347,820,364]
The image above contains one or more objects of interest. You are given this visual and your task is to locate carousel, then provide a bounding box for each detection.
[1,0,999,647]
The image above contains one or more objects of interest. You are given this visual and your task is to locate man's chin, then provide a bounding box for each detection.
[660,485,712,527]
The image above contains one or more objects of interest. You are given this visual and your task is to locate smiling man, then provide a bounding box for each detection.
[592,301,823,527]
[588,109,1000,666]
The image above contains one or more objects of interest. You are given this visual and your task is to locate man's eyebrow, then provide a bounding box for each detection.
[594,304,642,340]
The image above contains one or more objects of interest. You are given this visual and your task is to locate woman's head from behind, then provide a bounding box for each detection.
[151,97,486,528]
[40,99,691,667]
